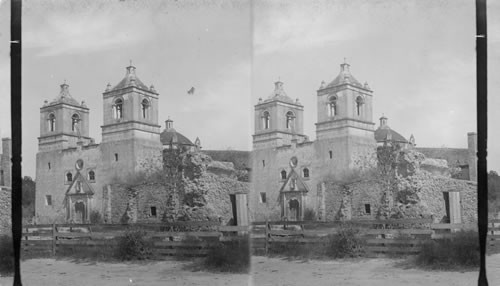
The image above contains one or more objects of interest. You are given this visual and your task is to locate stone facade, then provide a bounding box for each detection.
[250,62,477,222]
[35,65,163,224]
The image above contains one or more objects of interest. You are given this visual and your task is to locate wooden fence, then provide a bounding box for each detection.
[21,221,249,258]
[250,219,500,256]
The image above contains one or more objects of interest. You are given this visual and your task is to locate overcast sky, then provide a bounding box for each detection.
[0,0,499,178]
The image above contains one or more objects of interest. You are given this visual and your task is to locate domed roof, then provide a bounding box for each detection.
[160,119,194,146]
[325,62,364,89]
[374,115,408,144]
[263,81,295,104]
[108,65,152,93]
[48,82,82,107]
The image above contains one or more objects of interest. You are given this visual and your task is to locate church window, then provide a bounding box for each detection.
[356,96,364,116]
[115,153,119,161]
[71,114,80,132]
[280,170,287,180]
[48,113,56,132]
[45,195,52,206]
[260,192,267,203]
[329,151,333,159]
[66,172,73,183]
[285,111,295,129]
[0,170,4,186]
[303,168,309,178]
[150,206,157,217]
[328,96,337,117]
[364,204,371,214]
[88,170,95,181]
[141,98,150,119]
[262,111,270,130]
[113,98,123,119]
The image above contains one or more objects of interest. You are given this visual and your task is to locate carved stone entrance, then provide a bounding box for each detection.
[74,201,86,223]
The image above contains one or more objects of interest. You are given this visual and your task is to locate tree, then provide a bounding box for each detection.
[22,176,36,219]
[375,142,402,218]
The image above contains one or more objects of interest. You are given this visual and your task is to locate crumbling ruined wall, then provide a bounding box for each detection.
[0,188,11,234]
[395,171,477,223]
[109,151,249,225]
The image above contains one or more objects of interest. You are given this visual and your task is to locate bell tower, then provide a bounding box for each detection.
[315,61,377,170]
[38,82,90,152]
[253,81,306,150]
[100,63,162,177]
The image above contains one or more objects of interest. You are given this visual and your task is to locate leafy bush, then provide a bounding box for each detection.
[416,230,479,269]
[326,223,365,258]
[116,229,153,261]
[90,210,103,224]
[303,208,317,221]
[204,237,250,273]
[0,235,14,275]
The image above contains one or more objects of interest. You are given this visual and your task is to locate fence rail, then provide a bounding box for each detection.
[250,219,500,256]
[21,222,249,258]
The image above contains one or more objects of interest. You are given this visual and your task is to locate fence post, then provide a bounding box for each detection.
[264,220,269,256]
[51,223,56,256]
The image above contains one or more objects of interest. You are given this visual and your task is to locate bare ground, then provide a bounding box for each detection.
[1,254,500,286]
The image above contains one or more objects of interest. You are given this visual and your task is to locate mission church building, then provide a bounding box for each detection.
[250,61,477,222]
[36,64,166,223]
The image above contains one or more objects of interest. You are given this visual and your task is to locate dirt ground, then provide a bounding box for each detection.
[1,254,500,286]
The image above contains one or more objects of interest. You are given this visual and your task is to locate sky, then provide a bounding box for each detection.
[0,0,499,178]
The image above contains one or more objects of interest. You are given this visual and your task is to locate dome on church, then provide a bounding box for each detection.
[263,81,295,104]
[49,82,82,106]
[109,65,152,93]
[374,115,408,144]
[325,62,363,89]
[160,119,195,147]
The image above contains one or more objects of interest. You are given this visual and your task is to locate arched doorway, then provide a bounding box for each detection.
[74,201,86,223]
[288,199,300,221]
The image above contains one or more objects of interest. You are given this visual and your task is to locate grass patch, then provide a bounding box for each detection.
[415,230,479,270]
[0,235,14,276]
[203,237,250,273]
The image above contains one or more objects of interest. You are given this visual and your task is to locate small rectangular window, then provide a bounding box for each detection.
[329,151,333,159]
[114,153,119,161]
[260,192,267,203]
[0,170,4,186]
[150,206,157,217]
[262,160,265,167]
[45,195,52,206]
[48,162,51,170]
[364,204,371,214]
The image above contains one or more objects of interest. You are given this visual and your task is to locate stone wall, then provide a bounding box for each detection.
[0,188,11,234]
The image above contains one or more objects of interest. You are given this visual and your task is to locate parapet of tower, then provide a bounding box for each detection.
[101,64,161,144]
[315,61,375,140]
[38,82,91,152]
[253,81,307,149]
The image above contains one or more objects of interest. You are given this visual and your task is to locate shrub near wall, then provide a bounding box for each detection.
[325,223,365,258]
[416,230,479,269]
[0,235,14,275]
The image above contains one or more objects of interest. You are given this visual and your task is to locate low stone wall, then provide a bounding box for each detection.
[0,188,11,234]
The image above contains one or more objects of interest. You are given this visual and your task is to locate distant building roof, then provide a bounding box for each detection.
[415,147,469,167]
[374,115,408,144]
[160,119,194,146]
